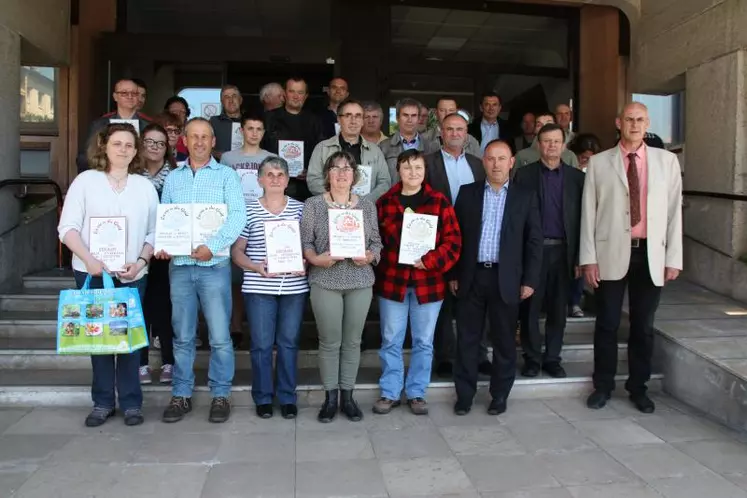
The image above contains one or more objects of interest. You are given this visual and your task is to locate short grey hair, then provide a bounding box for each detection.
[362,101,383,114]
[259,82,284,103]
[258,155,289,176]
[396,98,422,118]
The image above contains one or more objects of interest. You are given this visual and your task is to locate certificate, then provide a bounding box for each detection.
[264,219,304,274]
[192,204,229,257]
[230,122,243,151]
[279,140,304,177]
[398,212,438,265]
[328,209,366,259]
[155,204,192,256]
[352,165,372,197]
[109,119,140,135]
[237,169,262,204]
[89,217,127,271]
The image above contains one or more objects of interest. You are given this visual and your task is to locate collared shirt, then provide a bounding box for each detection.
[478,181,509,263]
[480,120,499,151]
[161,156,246,267]
[620,142,648,238]
[441,149,475,203]
[339,134,363,165]
[541,163,565,239]
[400,134,420,151]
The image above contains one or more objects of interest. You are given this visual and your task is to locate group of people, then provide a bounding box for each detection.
[58,75,682,428]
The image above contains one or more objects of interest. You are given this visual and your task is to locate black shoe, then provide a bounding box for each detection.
[629,393,655,414]
[453,401,471,416]
[162,396,192,423]
[586,390,611,410]
[478,360,493,376]
[85,406,115,427]
[318,390,338,423]
[209,397,231,423]
[123,408,144,426]
[487,398,507,416]
[256,403,273,419]
[542,363,567,379]
[435,361,453,377]
[521,362,540,378]
[340,389,363,422]
[280,404,298,419]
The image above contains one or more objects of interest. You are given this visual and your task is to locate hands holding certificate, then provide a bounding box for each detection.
[352,250,375,267]
[312,251,344,269]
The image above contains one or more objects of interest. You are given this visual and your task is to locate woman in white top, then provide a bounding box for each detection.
[231,156,309,420]
[58,122,158,428]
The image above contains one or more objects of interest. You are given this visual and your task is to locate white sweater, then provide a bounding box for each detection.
[58,170,159,282]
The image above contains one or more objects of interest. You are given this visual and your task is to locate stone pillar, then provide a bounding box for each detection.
[0,24,21,235]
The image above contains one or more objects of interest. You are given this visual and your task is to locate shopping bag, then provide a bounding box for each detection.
[57,273,149,355]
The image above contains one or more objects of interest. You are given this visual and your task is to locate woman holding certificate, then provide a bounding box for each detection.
[373,149,462,415]
[301,151,382,423]
[231,156,309,420]
[58,122,158,428]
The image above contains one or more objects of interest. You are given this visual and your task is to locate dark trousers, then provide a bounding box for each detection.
[140,258,175,366]
[434,291,490,365]
[73,271,146,411]
[569,277,584,307]
[593,245,662,395]
[454,265,519,404]
[520,244,569,367]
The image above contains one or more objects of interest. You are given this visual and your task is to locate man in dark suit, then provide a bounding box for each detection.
[424,113,486,378]
[448,140,543,415]
[467,92,511,154]
[513,123,585,379]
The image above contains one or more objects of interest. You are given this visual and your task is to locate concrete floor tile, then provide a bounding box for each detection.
[0,408,31,435]
[566,482,662,498]
[543,398,626,422]
[370,425,452,460]
[14,462,122,498]
[672,439,747,475]
[3,408,91,435]
[439,425,526,456]
[0,465,38,496]
[295,406,365,433]
[458,454,560,493]
[114,464,209,498]
[296,459,388,498]
[364,407,437,432]
[497,400,566,425]
[605,443,713,480]
[481,489,573,498]
[133,432,222,464]
[634,413,733,443]
[571,419,664,447]
[296,428,374,462]
[380,456,475,497]
[506,421,597,454]
[0,435,71,464]
[725,473,747,492]
[605,396,681,418]
[426,402,503,428]
[648,474,747,498]
[201,462,294,498]
[214,431,295,463]
[538,449,638,486]
[48,434,141,464]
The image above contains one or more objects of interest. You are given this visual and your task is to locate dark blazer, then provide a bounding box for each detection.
[448,181,543,305]
[468,117,511,145]
[424,150,486,205]
[512,161,585,277]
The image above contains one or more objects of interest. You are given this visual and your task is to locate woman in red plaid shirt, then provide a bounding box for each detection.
[373,149,462,415]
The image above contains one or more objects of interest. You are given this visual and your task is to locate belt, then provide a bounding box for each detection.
[543,238,565,246]
[631,238,647,248]
[477,262,497,268]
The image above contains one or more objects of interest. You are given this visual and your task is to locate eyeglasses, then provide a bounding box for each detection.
[165,128,182,136]
[329,166,354,174]
[144,138,167,149]
[115,91,139,98]
[339,113,363,121]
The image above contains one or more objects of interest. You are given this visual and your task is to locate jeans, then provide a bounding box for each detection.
[244,292,307,405]
[169,262,234,398]
[378,289,442,400]
[569,276,584,308]
[73,271,147,411]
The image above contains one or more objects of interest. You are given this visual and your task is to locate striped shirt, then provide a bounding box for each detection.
[478,180,509,263]
[141,163,171,197]
[239,198,309,295]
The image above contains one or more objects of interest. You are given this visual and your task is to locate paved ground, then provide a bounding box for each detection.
[2,393,747,498]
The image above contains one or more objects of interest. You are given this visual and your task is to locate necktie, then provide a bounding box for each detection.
[627,153,641,227]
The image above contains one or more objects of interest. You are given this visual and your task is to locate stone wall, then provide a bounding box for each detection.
[0,0,70,65]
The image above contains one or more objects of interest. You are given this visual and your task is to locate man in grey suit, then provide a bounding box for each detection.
[380,98,436,182]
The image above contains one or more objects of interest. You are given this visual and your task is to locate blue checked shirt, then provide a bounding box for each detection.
[478,180,509,263]
[161,157,246,267]
[480,120,500,152]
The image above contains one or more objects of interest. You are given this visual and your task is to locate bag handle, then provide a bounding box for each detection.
[80,272,116,290]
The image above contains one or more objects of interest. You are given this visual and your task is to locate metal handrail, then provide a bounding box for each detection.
[0,178,64,269]
[683,190,747,202]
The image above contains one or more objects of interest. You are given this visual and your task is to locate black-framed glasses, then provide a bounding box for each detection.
[144,138,167,149]
[165,127,182,136]
[115,91,138,97]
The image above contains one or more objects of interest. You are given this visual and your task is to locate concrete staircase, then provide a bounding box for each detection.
[0,269,661,407]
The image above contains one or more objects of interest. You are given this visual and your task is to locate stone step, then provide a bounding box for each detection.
[22,269,75,292]
[0,361,662,407]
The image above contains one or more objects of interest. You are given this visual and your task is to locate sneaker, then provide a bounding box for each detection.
[85,406,114,427]
[209,397,231,423]
[162,396,192,423]
[160,364,173,384]
[570,305,584,318]
[372,397,401,414]
[139,365,152,385]
[124,408,144,426]
[408,397,429,415]
[152,336,161,350]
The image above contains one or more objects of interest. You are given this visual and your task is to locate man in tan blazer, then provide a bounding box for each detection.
[580,102,682,414]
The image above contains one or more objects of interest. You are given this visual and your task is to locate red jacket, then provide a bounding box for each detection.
[375,182,462,303]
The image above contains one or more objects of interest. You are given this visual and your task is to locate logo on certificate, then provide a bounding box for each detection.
[333,213,362,233]
[407,217,434,241]
[280,142,302,160]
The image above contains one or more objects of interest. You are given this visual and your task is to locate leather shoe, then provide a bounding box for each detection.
[521,363,540,378]
[453,401,471,416]
[478,360,493,376]
[629,393,655,414]
[542,363,567,378]
[280,404,298,419]
[256,404,273,419]
[586,389,611,410]
[487,398,507,415]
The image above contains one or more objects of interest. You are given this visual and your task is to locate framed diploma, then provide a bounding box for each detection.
[279,140,304,177]
[264,219,304,274]
[237,169,262,204]
[192,204,229,257]
[352,165,372,197]
[328,209,366,259]
[230,122,243,151]
[89,217,127,271]
[155,204,192,256]
[398,212,438,265]
[108,119,140,135]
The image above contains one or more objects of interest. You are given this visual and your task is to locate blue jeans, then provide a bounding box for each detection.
[378,289,443,400]
[169,263,234,398]
[244,292,307,405]
[73,271,147,411]
[569,277,584,307]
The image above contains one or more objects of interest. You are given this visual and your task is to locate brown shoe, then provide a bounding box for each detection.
[408,397,429,415]
[372,397,401,414]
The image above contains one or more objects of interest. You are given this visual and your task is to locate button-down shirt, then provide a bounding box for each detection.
[541,163,565,239]
[161,157,246,267]
[441,149,475,203]
[400,134,420,151]
[480,120,500,152]
[620,142,648,239]
[478,181,509,263]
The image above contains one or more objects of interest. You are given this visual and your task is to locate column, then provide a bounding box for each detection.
[0,24,21,235]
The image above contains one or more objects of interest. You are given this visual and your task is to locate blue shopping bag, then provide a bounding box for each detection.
[57,273,149,355]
